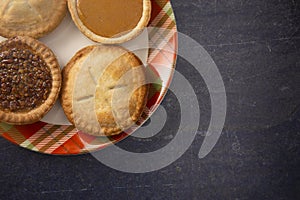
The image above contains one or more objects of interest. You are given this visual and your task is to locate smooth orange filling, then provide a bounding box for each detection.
[77,0,143,38]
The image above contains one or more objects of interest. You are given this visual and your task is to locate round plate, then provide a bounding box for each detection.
[0,0,177,155]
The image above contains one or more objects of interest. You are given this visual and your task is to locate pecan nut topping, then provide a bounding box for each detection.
[0,36,61,125]
[0,47,52,112]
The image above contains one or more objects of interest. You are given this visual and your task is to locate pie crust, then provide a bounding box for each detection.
[0,0,67,38]
[61,45,149,136]
[68,0,151,44]
[0,36,61,125]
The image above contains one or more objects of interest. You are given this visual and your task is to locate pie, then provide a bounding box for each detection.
[0,36,62,125]
[61,45,149,136]
[68,0,151,44]
[0,0,67,38]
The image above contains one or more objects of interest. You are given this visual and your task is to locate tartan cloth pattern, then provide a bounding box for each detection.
[0,0,178,155]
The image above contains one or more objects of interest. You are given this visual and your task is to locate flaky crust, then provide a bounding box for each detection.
[0,0,67,38]
[61,45,149,136]
[67,0,151,44]
[0,36,62,125]
[61,46,95,125]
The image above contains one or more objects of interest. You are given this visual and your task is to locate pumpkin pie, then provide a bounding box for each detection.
[61,45,148,136]
[0,36,61,125]
[68,0,151,44]
[0,0,67,38]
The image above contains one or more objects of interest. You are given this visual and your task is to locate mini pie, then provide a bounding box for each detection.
[0,36,61,125]
[0,0,67,38]
[61,45,148,136]
[68,0,151,44]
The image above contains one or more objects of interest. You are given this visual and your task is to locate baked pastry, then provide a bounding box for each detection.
[0,0,67,38]
[61,45,148,136]
[0,36,61,125]
[68,0,151,44]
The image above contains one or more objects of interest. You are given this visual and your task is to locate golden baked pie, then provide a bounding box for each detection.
[61,45,148,136]
[0,36,61,125]
[0,0,67,38]
[68,0,151,44]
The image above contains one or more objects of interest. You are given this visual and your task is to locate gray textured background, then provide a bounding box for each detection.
[1,0,300,199]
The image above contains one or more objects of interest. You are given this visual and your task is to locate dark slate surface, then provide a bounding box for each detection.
[1,0,300,199]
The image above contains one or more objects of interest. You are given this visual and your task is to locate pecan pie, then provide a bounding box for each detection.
[0,0,67,38]
[68,0,151,44]
[0,36,61,125]
[61,45,148,136]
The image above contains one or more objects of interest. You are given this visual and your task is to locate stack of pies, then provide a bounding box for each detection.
[0,0,151,136]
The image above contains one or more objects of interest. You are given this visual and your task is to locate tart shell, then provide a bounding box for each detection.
[67,0,151,44]
[0,0,67,39]
[0,36,62,125]
[61,45,149,136]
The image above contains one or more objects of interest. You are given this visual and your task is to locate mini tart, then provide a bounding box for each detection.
[61,45,149,136]
[0,0,67,38]
[0,36,61,125]
[68,0,151,44]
